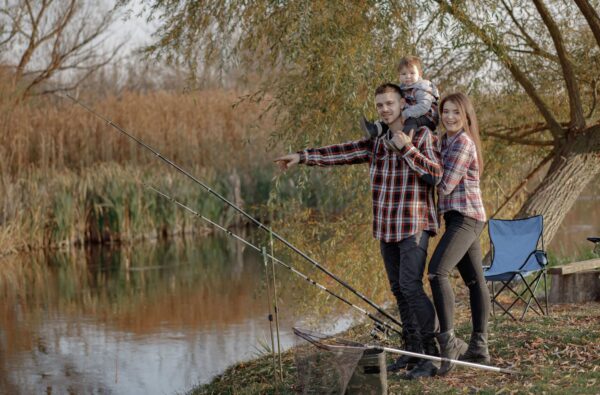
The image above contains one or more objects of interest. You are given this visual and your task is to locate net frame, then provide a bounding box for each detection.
[293,327,520,376]
[293,328,371,394]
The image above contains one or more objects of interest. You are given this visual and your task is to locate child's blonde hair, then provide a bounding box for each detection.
[397,56,422,74]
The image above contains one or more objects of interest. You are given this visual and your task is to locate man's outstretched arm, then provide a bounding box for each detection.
[274,139,373,170]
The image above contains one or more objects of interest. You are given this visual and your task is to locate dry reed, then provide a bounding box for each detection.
[0,74,276,251]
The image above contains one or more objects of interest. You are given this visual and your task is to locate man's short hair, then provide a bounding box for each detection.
[397,56,422,74]
[374,83,402,97]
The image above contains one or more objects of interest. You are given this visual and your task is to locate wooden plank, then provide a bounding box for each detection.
[549,271,600,304]
[548,259,600,275]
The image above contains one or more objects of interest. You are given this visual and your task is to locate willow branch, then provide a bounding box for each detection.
[533,0,586,129]
[573,0,600,49]
[487,122,550,138]
[501,0,558,62]
[488,120,572,136]
[37,0,77,47]
[415,9,440,46]
[507,47,559,62]
[486,131,555,146]
[435,0,564,139]
[0,8,23,47]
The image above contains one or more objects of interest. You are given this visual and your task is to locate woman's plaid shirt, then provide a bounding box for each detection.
[438,130,486,222]
[298,127,442,242]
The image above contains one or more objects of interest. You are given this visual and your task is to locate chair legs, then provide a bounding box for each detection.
[519,272,545,320]
[487,271,548,321]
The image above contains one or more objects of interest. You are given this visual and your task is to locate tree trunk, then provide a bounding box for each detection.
[516,125,600,244]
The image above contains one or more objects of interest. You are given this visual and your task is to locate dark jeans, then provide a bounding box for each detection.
[403,115,437,134]
[428,211,490,334]
[380,231,439,339]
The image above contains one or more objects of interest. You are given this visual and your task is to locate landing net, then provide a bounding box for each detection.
[293,327,376,394]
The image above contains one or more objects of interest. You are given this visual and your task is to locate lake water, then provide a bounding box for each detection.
[549,178,600,257]
[0,179,597,394]
[0,234,354,394]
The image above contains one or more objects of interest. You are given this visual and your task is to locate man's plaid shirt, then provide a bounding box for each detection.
[298,127,442,242]
[438,130,486,222]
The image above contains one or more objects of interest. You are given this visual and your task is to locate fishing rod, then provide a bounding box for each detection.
[261,247,279,380]
[61,93,404,331]
[146,184,403,337]
[377,345,518,375]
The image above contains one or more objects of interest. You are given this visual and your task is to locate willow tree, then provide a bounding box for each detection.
[142,0,422,230]
[145,0,600,244]
[417,0,600,243]
[144,1,417,143]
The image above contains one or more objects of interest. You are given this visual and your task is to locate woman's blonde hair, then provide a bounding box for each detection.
[439,92,484,175]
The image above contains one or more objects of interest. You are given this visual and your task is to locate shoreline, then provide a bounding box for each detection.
[189,302,600,394]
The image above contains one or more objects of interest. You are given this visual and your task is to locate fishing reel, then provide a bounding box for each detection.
[369,322,391,341]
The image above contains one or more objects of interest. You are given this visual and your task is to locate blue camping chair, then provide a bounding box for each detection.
[484,216,549,320]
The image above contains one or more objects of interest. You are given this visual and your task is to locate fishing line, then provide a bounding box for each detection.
[61,93,404,331]
[145,184,403,337]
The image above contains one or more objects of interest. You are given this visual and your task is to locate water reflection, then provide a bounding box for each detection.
[550,179,600,257]
[0,234,352,394]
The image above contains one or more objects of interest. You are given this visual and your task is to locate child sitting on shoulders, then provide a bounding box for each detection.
[361,55,440,138]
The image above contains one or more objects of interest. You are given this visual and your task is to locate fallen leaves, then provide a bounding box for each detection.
[386,302,600,394]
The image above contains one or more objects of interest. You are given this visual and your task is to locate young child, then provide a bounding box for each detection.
[361,56,440,138]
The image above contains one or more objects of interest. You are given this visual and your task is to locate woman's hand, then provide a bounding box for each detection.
[274,153,300,170]
[391,129,414,149]
[384,129,415,152]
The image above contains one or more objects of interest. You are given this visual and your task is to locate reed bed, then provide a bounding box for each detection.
[0,79,279,251]
[0,75,372,253]
[0,164,240,251]
[0,87,273,175]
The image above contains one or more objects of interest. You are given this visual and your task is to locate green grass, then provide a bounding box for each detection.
[190,302,600,394]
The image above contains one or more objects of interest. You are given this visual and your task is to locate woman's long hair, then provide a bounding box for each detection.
[439,92,484,175]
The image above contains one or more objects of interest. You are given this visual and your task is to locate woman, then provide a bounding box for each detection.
[427,92,491,376]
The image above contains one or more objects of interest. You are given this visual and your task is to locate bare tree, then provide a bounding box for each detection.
[0,0,125,98]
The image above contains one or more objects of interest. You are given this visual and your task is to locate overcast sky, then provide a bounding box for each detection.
[109,0,158,55]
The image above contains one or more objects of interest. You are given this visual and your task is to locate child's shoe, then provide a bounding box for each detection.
[360,116,388,139]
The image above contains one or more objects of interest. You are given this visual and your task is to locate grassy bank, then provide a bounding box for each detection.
[191,302,600,394]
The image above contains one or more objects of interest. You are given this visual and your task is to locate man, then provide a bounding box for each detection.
[275,83,442,379]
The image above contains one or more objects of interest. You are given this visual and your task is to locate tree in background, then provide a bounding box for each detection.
[143,1,415,144]
[141,1,421,228]
[0,0,125,99]
[421,0,600,242]
[144,0,598,244]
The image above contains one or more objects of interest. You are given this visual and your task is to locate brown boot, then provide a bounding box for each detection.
[437,330,468,376]
[459,332,490,364]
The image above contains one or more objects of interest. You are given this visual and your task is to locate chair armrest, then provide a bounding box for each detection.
[517,250,548,270]
[534,250,548,266]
